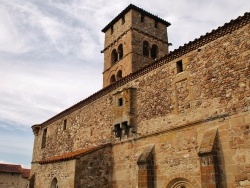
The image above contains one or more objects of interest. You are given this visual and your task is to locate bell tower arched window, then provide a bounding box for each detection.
[116,70,122,80]
[111,49,118,64]
[151,44,158,59]
[118,44,123,60]
[143,41,149,57]
[110,74,116,84]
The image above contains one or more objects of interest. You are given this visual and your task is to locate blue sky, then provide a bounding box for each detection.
[0,0,250,168]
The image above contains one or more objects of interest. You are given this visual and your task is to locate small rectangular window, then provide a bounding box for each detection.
[41,128,47,149]
[63,119,67,130]
[121,16,125,24]
[114,124,122,138]
[141,14,144,22]
[118,98,123,106]
[154,21,158,28]
[111,26,114,34]
[176,60,183,73]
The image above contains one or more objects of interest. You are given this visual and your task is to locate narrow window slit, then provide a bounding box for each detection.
[118,98,123,106]
[63,119,67,130]
[176,60,183,73]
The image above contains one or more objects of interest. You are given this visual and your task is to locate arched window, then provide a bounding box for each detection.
[110,75,116,84]
[151,44,158,59]
[111,49,118,64]
[51,178,58,188]
[167,178,195,188]
[116,70,122,80]
[143,41,149,57]
[118,44,123,60]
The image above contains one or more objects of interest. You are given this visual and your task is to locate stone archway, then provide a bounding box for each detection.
[167,178,195,188]
[50,177,58,188]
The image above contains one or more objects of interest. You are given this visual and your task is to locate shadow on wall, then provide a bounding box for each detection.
[74,145,113,188]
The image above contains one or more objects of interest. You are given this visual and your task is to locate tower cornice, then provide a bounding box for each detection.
[101,4,171,33]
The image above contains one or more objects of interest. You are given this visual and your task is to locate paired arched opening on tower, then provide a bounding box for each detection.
[118,44,123,60]
[151,44,158,59]
[143,41,150,57]
[111,44,124,65]
[116,70,122,80]
[143,40,159,59]
[111,49,118,65]
[110,74,116,84]
[110,70,123,84]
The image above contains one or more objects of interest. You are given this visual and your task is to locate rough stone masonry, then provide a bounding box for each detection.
[30,4,250,188]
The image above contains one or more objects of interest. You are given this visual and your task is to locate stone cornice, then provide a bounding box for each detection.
[101,4,170,33]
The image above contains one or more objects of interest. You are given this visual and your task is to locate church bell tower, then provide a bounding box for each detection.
[101,4,171,87]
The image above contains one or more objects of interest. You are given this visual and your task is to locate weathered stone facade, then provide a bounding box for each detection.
[31,4,250,188]
[102,5,170,87]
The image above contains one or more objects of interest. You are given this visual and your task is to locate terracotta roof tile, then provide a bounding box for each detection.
[22,168,31,178]
[0,163,22,173]
[0,163,30,178]
[39,144,111,164]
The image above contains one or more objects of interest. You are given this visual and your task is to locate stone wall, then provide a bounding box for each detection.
[31,160,75,188]
[0,172,29,188]
[31,16,250,187]
[75,146,112,187]
[110,111,249,187]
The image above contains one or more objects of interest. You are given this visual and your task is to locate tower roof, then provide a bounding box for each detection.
[101,4,171,32]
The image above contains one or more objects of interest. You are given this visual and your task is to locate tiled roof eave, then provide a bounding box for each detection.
[0,170,22,174]
[38,144,111,165]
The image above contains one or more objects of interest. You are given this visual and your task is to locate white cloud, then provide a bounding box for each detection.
[0,6,30,53]
[0,59,102,126]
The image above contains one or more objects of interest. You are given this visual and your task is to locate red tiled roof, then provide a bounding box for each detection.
[39,144,111,164]
[0,163,30,178]
[0,163,22,173]
[22,168,31,178]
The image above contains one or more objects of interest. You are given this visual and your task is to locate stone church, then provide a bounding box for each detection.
[30,4,250,188]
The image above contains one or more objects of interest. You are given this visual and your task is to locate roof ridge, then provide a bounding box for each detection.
[35,11,250,128]
[0,163,23,173]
